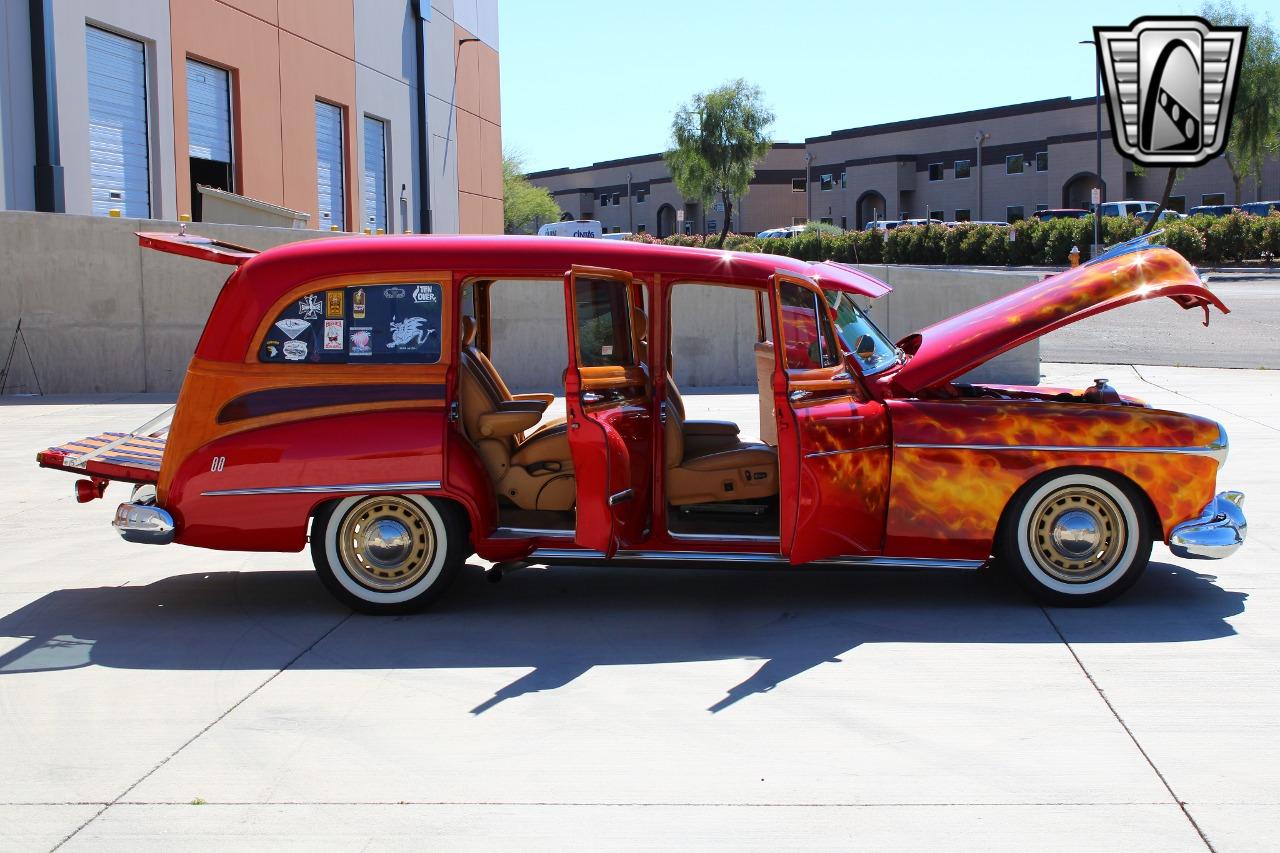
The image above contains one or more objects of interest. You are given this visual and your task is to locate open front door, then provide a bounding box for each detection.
[772,275,891,564]
[563,267,653,557]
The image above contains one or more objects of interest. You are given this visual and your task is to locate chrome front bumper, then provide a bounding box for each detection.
[1169,491,1246,560]
[112,500,176,545]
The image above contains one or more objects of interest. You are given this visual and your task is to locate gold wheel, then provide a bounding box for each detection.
[1026,485,1126,584]
[335,496,436,592]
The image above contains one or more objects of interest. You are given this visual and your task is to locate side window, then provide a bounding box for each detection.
[574,277,634,367]
[778,280,839,370]
[260,282,443,364]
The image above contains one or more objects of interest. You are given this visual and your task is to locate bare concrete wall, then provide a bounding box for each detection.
[1,212,1041,395]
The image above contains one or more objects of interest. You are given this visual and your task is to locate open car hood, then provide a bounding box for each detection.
[882,241,1228,396]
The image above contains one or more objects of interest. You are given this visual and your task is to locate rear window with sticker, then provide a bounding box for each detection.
[259,283,443,364]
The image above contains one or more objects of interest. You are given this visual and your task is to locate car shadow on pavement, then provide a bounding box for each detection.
[0,561,1245,714]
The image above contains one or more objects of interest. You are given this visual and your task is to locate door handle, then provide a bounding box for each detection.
[789,390,810,402]
[607,488,634,506]
[582,391,604,403]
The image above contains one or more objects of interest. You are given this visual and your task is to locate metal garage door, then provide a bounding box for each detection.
[315,101,345,230]
[362,116,388,233]
[85,27,150,217]
[186,59,231,163]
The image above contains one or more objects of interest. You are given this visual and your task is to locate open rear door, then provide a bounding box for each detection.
[562,267,653,557]
[136,230,258,265]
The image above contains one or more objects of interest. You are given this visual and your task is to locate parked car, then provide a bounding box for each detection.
[38,231,1245,612]
[1098,200,1159,218]
[1188,204,1239,218]
[1241,201,1280,217]
[1031,209,1089,221]
[864,220,902,232]
[538,219,602,238]
[756,226,805,238]
[1135,209,1187,225]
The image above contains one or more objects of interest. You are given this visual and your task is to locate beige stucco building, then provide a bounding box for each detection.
[530,96,1280,234]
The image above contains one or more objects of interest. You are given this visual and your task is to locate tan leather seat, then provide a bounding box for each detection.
[459,317,574,511]
[632,309,778,506]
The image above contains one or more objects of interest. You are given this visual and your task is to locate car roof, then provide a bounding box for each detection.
[195,235,892,362]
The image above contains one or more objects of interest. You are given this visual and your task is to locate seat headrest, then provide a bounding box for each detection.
[461,315,477,346]
[632,307,647,341]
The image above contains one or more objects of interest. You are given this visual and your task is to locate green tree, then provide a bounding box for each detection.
[502,152,561,234]
[665,80,774,247]
[1201,2,1280,203]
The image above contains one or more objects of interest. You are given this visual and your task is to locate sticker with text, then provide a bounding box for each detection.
[324,319,344,350]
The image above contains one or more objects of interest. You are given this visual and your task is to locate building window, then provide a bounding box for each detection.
[186,58,233,222]
[840,216,847,229]
[707,219,718,232]
[635,188,647,203]
[839,171,846,189]
[315,100,346,230]
[1035,204,1048,211]
[955,208,971,222]
[1006,205,1025,223]
[86,27,151,218]
[929,211,944,221]
[928,163,944,182]
[791,216,805,226]
[612,192,620,205]
[1168,195,1186,213]
[599,194,609,206]
[1202,193,1226,206]
[820,217,833,225]
[820,174,833,191]
[792,178,806,193]
[1035,151,1048,172]
[362,116,389,233]
[636,223,646,232]
[1006,155,1024,175]
[954,159,971,180]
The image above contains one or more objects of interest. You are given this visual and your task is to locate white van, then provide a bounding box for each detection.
[1098,201,1159,218]
[538,219,602,238]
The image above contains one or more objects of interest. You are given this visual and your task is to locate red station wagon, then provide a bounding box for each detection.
[37,231,1246,612]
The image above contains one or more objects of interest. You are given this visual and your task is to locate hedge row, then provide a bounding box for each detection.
[625,211,1280,266]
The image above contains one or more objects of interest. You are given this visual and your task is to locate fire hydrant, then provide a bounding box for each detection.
[1069,245,1081,267]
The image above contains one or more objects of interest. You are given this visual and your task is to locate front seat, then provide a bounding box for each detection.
[458,318,574,511]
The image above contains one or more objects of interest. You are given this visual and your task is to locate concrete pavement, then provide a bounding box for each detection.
[0,364,1276,851]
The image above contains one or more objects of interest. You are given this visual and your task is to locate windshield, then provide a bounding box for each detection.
[823,289,899,375]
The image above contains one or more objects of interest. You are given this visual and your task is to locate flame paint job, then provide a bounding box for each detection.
[884,399,1221,559]
[885,246,1228,394]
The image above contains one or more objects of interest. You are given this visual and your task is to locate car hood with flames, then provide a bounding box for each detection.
[879,240,1228,396]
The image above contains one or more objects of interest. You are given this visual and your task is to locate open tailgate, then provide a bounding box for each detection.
[37,432,165,484]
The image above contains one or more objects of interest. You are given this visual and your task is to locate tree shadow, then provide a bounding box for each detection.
[0,561,1245,715]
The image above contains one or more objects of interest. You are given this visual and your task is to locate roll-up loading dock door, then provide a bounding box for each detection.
[85,27,150,218]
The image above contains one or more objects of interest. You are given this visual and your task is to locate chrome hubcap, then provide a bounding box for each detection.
[336,497,436,592]
[1028,486,1126,583]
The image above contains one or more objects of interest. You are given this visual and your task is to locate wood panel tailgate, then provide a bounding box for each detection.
[37,432,166,483]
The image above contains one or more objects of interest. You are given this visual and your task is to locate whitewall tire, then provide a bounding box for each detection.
[311,494,466,614]
[997,471,1151,606]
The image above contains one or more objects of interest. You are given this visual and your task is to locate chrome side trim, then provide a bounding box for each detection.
[528,548,983,571]
[201,480,441,497]
[805,445,888,459]
[1169,490,1246,559]
[897,441,1225,460]
[667,533,780,543]
[491,527,575,539]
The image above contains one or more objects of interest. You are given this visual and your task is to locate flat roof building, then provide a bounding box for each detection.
[0,0,502,233]
[529,96,1280,234]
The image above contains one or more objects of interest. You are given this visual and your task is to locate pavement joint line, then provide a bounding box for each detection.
[48,610,355,851]
[4,800,1189,808]
[1038,604,1216,853]
[1128,364,1280,434]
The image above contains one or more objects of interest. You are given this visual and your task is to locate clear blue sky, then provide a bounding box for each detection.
[500,0,1271,174]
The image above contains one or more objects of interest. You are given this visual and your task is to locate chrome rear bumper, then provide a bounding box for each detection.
[1169,491,1246,560]
[112,500,176,545]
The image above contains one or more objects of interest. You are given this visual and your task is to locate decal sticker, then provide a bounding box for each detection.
[383,286,405,299]
[265,339,281,359]
[601,344,613,356]
[349,327,372,356]
[324,319,344,351]
[325,290,345,318]
[297,294,324,320]
[412,285,438,304]
[353,288,367,319]
[274,318,310,340]
[388,316,436,349]
[283,340,308,361]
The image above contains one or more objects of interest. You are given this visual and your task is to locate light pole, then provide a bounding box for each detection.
[975,130,990,220]
[1081,39,1103,254]
[805,152,813,224]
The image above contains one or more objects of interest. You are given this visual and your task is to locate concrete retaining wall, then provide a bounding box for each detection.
[0,212,1042,394]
